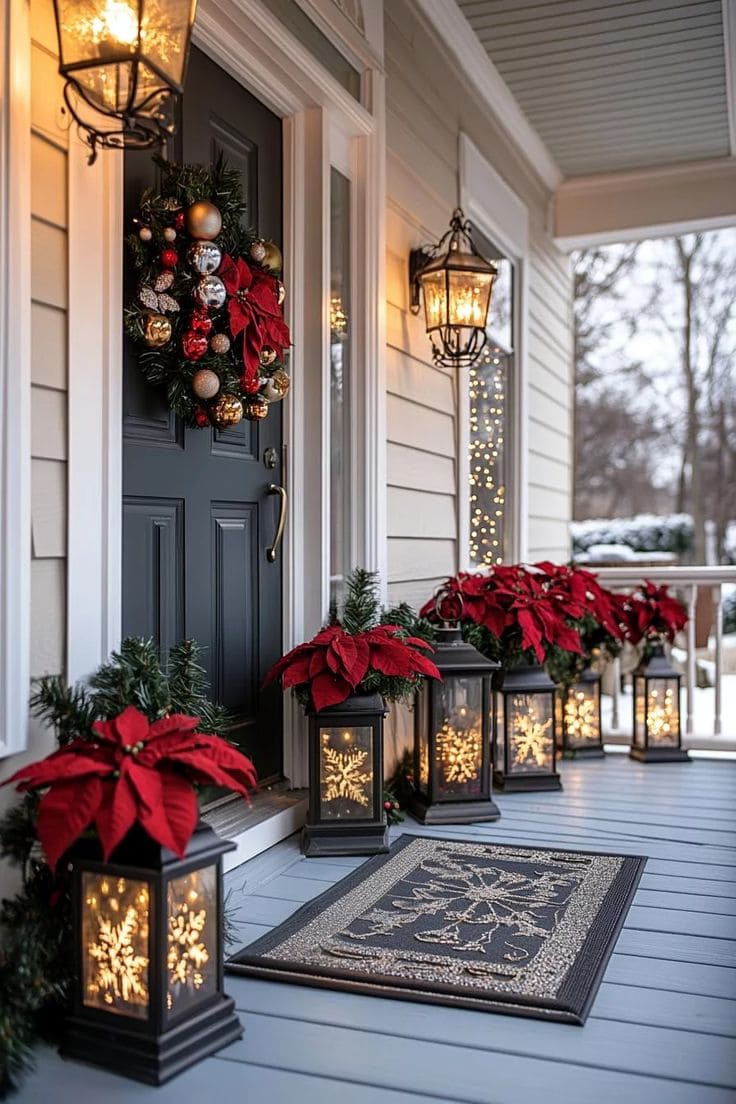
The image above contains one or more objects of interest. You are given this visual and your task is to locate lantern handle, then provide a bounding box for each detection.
[433,583,464,627]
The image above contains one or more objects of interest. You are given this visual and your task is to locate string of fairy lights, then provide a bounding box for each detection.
[468,345,506,566]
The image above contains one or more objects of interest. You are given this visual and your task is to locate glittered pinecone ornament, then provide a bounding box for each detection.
[244,399,269,421]
[210,393,243,428]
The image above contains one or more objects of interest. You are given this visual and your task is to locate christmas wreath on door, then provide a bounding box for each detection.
[124,156,290,429]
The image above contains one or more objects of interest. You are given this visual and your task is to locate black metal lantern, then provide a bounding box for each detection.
[409,209,497,368]
[557,668,604,759]
[52,0,197,160]
[494,664,561,792]
[631,644,690,762]
[410,626,500,824]
[302,692,389,857]
[63,822,240,1084]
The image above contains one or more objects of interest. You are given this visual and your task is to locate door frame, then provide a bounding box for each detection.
[66,0,387,791]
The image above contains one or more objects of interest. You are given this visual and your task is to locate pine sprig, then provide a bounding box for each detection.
[341,568,381,635]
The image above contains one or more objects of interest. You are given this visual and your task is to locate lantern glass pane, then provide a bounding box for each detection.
[166,865,217,1020]
[319,726,374,819]
[420,270,448,330]
[56,1,141,67]
[634,676,646,745]
[416,683,430,795]
[494,691,505,772]
[82,871,150,1018]
[328,167,352,607]
[563,680,601,749]
[507,691,554,774]
[646,677,680,746]
[433,676,484,799]
[447,268,493,329]
[140,0,193,87]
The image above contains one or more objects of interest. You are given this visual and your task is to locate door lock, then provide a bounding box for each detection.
[263,447,279,470]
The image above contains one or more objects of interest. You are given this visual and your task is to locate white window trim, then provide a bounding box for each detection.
[458,132,529,569]
[0,0,31,758]
[65,0,387,789]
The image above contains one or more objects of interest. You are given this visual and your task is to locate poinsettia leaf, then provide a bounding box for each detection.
[310,671,353,711]
[93,705,150,748]
[159,773,199,857]
[127,764,181,854]
[147,712,200,742]
[95,768,138,860]
[309,649,328,679]
[517,608,545,663]
[368,642,418,678]
[281,654,312,689]
[262,642,314,688]
[3,745,112,791]
[37,776,104,870]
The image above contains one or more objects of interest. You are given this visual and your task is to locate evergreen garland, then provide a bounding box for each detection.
[0,637,231,1096]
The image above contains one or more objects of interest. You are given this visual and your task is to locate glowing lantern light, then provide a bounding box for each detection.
[631,644,690,762]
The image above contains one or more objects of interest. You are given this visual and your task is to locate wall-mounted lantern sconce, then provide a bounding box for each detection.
[53,0,197,162]
[409,208,497,368]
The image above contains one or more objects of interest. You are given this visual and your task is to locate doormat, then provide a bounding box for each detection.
[227,835,645,1024]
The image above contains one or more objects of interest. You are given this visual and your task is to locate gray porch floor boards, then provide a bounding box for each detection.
[19,753,736,1103]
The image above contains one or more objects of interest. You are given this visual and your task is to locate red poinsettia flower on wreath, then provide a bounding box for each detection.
[263,623,441,712]
[219,253,290,392]
[3,706,257,870]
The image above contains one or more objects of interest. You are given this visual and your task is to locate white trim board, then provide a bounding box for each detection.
[458,133,530,569]
[0,0,31,758]
[413,0,562,193]
[553,157,736,250]
[723,0,736,157]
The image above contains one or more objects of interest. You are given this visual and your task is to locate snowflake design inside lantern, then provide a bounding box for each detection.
[436,721,482,786]
[320,727,374,818]
[82,873,150,1018]
[563,690,599,746]
[166,868,217,1017]
[646,685,678,743]
[510,709,553,771]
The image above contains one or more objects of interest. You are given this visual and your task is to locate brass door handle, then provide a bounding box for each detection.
[266,483,287,563]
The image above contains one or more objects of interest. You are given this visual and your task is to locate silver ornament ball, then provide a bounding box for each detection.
[193,274,227,310]
[250,241,267,263]
[187,241,222,275]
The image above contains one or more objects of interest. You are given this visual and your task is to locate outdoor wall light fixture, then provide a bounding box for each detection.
[409,208,498,368]
[52,0,197,162]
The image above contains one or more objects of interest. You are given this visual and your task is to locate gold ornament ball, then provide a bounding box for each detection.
[185,200,223,241]
[277,281,286,306]
[191,368,221,400]
[263,369,290,402]
[210,393,243,428]
[245,400,269,421]
[143,311,172,348]
[261,240,283,274]
[259,345,277,366]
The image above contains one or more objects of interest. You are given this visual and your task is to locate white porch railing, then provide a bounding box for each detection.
[594,565,736,751]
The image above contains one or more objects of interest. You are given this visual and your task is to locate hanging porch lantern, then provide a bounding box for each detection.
[631,644,689,762]
[302,692,390,857]
[52,0,197,161]
[494,664,561,792]
[557,668,604,759]
[410,624,500,825]
[409,209,497,368]
[63,823,241,1084]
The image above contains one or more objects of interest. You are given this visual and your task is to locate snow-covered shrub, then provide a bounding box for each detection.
[724,590,736,635]
[571,514,694,556]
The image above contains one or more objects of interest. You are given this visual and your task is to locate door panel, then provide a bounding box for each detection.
[122,46,284,782]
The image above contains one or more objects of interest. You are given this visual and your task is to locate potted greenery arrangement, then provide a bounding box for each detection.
[0,638,256,1089]
[263,569,440,855]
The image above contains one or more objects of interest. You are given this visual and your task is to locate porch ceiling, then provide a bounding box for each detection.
[456,0,734,177]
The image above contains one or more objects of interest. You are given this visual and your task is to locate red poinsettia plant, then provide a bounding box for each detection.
[263,568,441,712]
[616,580,688,648]
[420,563,590,668]
[219,253,290,393]
[4,705,257,871]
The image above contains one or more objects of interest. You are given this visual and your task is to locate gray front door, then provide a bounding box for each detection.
[122,47,284,782]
